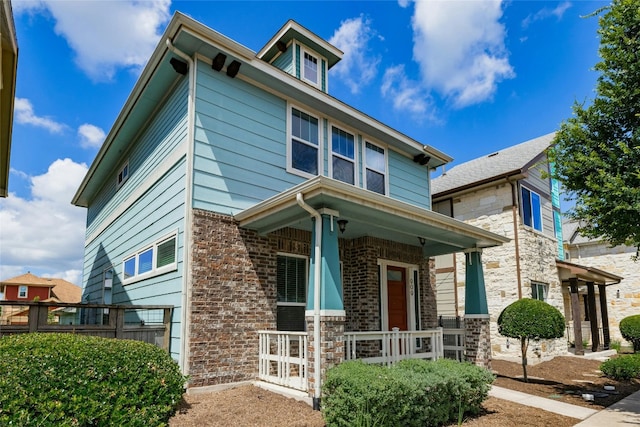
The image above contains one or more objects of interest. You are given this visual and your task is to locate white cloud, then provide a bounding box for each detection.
[409,0,515,108]
[78,124,106,149]
[0,159,88,286]
[14,97,66,133]
[381,65,437,122]
[14,0,172,81]
[522,2,572,28]
[329,15,381,94]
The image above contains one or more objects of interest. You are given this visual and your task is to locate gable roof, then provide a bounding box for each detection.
[1,272,56,287]
[432,133,555,198]
[1,273,82,303]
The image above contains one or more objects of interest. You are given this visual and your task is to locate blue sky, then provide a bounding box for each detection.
[1,0,607,285]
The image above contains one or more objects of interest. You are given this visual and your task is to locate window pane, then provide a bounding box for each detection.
[292,109,318,145]
[366,142,385,172]
[521,188,532,227]
[277,306,306,331]
[277,255,306,303]
[332,127,354,159]
[292,140,318,175]
[333,156,354,184]
[157,237,176,268]
[531,192,542,231]
[138,248,153,274]
[124,257,136,279]
[366,169,385,194]
[304,52,318,84]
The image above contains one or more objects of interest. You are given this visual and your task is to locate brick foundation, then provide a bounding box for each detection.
[465,316,492,369]
[306,315,345,395]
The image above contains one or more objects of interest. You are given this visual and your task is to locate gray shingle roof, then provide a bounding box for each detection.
[432,132,555,196]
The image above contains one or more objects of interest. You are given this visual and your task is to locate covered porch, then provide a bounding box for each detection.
[235,176,509,399]
[557,259,622,355]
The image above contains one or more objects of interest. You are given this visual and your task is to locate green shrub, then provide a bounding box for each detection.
[0,333,186,426]
[321,359,494,427]
[601,354,640,380]
[620,315,640,352]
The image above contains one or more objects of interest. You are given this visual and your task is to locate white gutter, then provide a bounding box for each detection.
[296,193,322,410]
[166,39,195,377]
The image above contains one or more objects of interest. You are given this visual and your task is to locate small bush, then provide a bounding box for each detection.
[321,359,494,427]
[0,333,186,426]
[620,315,640,352]
[601,354,640,380]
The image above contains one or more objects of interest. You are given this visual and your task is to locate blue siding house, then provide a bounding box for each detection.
[72,13,508,399]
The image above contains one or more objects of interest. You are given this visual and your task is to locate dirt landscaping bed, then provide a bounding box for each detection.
[169,355,640,427]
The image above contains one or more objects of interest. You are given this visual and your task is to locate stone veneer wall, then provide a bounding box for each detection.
[567,242,640,343]
[451,184,568,363]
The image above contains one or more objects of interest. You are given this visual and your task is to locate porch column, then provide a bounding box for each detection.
[306,214,345,405]
[569,279,584,355]
[598,284,611,350]
[586,282,600,351]
[463,248,491,369]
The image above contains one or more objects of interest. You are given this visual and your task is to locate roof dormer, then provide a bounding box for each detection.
[258,20,343,94]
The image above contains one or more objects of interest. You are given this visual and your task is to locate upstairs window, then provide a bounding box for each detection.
[365,142,387,195]
[123,232,178,284]
[117,161,129,189]
[531,282,548,301]
[521,186,542,231]
[18,285,27,298]
[302,50,319,86]
[277,254,307,331]
[290,107,319,177]
[331,126,355,185]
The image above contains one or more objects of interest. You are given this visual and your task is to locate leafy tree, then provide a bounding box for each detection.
[620,314,640,352]
[497,299,565,382]
[547,0,640,251]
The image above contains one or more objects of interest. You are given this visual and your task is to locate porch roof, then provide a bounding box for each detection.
[556,259,623,286]
[235,176,509,256]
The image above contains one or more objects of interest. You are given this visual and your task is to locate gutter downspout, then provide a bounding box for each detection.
[166,39,195,376]
[507,178,523,299]
[296,193,322,411]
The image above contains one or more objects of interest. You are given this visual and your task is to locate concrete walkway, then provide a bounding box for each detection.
[490,385,640,425]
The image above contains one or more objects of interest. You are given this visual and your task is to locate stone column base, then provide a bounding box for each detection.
[465,315,492,370]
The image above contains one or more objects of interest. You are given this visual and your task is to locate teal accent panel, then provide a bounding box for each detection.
[86,78,189,230]
[464,251,489,315]
[322,119,328,176]
[357,135,363,188]
[272,47,294,76]
[388,150,431,209]
[295,44,301,79]
[321,214,343,310]
[321,59,326,92]
[554,210,565,260]
[82,158,187,361]
[193,60,304,214]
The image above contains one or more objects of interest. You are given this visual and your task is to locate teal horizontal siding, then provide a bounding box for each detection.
[272,48,294,75]
[388,150,431,209]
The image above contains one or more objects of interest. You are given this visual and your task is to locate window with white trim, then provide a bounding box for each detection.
[18,285,27,298]
[289,107,319,176]
[531,282,548,301]
[330,125,355,185]
[365,141,387,195]
[117,161,129,189]
[276,254,307,331]
[302,50,319,86]
[521,186,542,231]
[123,232,178,284]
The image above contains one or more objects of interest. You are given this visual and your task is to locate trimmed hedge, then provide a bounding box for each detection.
[497,298,565,341]
[321,359,494,427]
[620,314,640,352]
[601,354,640,380]
[0,333,186,426]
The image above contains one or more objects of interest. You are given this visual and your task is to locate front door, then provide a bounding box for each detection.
[387,266,408,330]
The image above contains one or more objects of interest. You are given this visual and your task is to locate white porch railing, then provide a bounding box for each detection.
[257,331,308,392]
[442,327,465,362]
[344,328,444,365]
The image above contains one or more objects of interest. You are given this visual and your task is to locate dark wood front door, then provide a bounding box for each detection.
[387,266,408,330]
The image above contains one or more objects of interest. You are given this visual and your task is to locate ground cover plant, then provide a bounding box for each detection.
[0,333,186,426]
[601,353,640,380]
[320,358,494,427]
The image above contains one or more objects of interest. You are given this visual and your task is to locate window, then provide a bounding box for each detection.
[521,186,542,231]
[123,232,178,284]
[276,254,307,331]
[289,107,319,176]
[330,125,355,185]
[117,161,129,188]
[18,285,27,298]
[302,50,319,85]
[531,282,548,301]
[365,142,386,195]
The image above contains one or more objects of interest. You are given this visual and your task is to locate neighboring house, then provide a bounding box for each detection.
[0,0,18,197]
[563,221,637,346]
[431,133,621,362]
[71,12,507,399]
[0,273,82,325]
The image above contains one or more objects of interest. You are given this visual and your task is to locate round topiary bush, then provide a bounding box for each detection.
[0,333,186,426]
[620,314,640,353]
[497,298,565,381]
